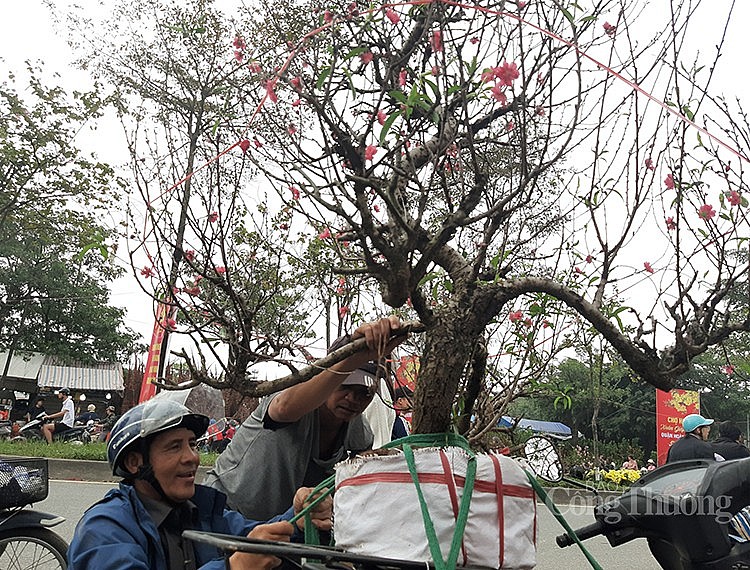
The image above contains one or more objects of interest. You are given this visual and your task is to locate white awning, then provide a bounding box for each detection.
[37,361,124,392]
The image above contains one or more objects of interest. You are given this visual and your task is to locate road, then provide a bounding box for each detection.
[38,479,660,569]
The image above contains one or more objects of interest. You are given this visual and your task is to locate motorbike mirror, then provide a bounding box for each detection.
[523,436,563,482]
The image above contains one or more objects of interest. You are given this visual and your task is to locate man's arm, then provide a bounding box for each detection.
[269,316,404,423]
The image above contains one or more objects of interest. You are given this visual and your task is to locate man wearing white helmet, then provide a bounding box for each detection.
[68,399,332,570]
[666,413,715,463]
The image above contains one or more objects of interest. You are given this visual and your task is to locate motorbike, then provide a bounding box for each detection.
[557,456,750,569]
[0,457,68,569]
[15,413,91,444]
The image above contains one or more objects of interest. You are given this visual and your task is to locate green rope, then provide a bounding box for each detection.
[289,474,335,545]
[389,433,477,570]
[526,471,604,570]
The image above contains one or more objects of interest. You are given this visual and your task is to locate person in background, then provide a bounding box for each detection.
[25,397,47,422]
[712,421,750,460]
[622,455,638,470]
[391,385,413,440]
[98,405,119,442]
[67,399,332,570]
[204,316,405,520]
[41,388,74,444]
[646,458,657,471]
[76,404,100,425]
[666,413,715,463]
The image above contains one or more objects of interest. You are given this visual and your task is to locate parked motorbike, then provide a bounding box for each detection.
[0,457,68,569]
[15,414,91,444]
[557,456,750,569]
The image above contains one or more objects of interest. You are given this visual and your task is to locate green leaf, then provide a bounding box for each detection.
[379,111,400,145]
[344,46,367,59]
[561,7,574,23]
[315,66,331,90]
[388,89,407,104]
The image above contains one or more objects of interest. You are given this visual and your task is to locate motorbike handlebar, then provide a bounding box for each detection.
[556,521,605,548]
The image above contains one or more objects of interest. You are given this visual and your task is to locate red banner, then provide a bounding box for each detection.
[139,302,175,403]
[394,355,419,393]
[655,388,700,466]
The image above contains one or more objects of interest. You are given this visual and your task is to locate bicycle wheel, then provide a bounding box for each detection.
[0,527,68,569]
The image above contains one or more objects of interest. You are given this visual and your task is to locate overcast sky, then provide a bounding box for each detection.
[2,0,749,349]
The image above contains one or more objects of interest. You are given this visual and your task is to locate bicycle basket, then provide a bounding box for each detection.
[0,457,49,508]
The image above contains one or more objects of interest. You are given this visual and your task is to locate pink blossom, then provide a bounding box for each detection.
[208,211,219,223]
[290,76,302,91]
[365,144,378,161]
[431,65,440,76]
[495,61,520,87]
[722,364,735,376]
[645,158,654,170]
[385,7,400,24]
[373,204,380,213]
[233,50,244,63]
[215,266,226,274]
[288,124,297,135]
[698,204,716,220]
[184,250,196,262]
[431,30,443,53]
[399,69,407,87]
[318,228,331,239]
[665,217,676,231]
[574,266,583,274]
[265,80,278,103]
[542,320,551,328]
[523,318,533,328]
[585,254,593,263]
[253,137,263,148]
[290,186,300,200]
[323,10,333,23]
[727,190,741,206]
[518,0,526,8]
[481,69,496,84]
[490,85,507,106]
[360,51,373,65]
[339,305,349,319]
[248,62,262,74]
[603,22,616,36]
[664,173,675,189]
[509,310,523,322]
[506,121,514,132]
[470,37,479,45]
[347,2,358,17]
[376,110,386,125]
[239,139,251,153]
[535,105,545,116]
[643,262,654,274]
[184,285,200,296]
[233,36,246,50]
[140,266,155,278]
[292,98,301,107]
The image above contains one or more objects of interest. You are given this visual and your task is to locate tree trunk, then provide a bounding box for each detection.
[411,315,484,434]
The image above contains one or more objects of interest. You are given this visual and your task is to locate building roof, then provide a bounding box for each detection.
[0,352,123,392]
[37,359,124,392]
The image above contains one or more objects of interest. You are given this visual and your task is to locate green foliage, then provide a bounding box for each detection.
[0,67,141,361]
[0,440,218,466]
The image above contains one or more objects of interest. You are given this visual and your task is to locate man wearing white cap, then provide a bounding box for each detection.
[666,413,715,463]
[204,316,405,520]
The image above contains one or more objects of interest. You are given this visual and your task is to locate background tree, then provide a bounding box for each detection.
[0,66,140,363]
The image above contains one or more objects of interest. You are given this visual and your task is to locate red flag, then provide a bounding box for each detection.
[139,302,175,403]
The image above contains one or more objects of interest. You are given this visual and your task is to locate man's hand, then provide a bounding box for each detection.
[293,487,333,531]
[352,315,406,362]
[228,521,294,570]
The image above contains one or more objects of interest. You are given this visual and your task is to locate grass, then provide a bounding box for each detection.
[0,440,219,466]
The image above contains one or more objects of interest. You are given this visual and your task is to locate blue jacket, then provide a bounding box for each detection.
[67,483,296,570]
